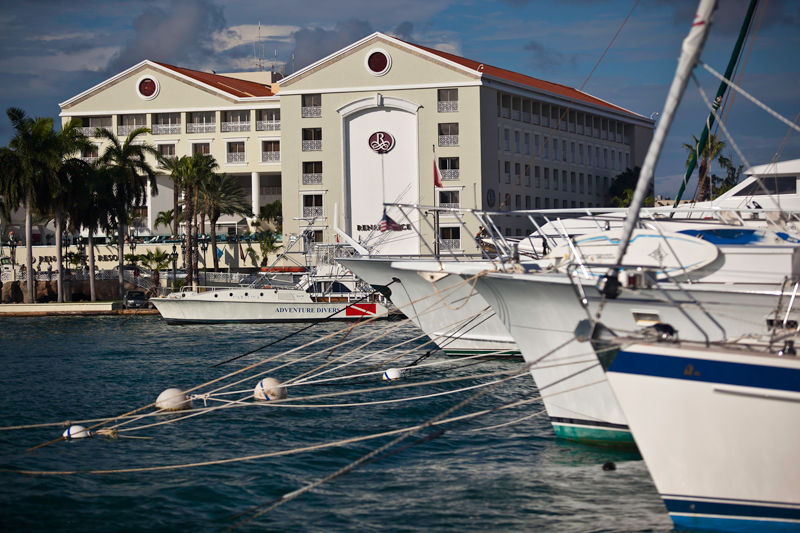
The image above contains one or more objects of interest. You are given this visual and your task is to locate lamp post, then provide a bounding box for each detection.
[9,238,17,265]
[77,237,87,269]
[171,244,178,290]
[200,240,209,281]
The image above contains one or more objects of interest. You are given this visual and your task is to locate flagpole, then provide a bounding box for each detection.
[433,144,439,257]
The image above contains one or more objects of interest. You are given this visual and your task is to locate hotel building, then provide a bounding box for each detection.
[58,32,654,258]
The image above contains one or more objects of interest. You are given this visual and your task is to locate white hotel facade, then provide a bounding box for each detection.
[59,32,654,256]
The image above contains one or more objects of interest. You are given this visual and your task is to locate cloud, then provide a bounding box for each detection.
[389,21,414,41]
[106,0,227,73]
[654,0,799,35]
[523,40,577,71]
[289,19,374,71]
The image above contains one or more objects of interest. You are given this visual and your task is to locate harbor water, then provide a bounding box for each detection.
[0,316,672,532]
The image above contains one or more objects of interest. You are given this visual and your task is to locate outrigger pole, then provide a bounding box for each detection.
[671,0,759,210]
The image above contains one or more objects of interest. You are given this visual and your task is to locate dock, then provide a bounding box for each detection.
[0,302,161,317]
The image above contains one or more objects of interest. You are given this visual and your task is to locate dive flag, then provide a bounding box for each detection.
[433,152,443,188]
[216,247,223,259]
[380,209,404,232]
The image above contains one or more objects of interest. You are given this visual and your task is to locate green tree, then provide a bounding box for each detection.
[181,153,218,287]
[95,126,159,299]
[160,155,187,235]
[139,248,172,295]
[0,108,61,303]
[257,232,282,267]
[154,209,175,233]
[682,133,731,202]
[710,163,743,198]
[200,173,252,271]
[258,199,282,233]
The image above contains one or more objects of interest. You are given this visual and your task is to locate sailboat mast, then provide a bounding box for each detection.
[672,0,759,209]
[614,0,718,265]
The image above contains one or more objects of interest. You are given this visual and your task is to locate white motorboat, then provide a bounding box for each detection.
[598,335,800,531]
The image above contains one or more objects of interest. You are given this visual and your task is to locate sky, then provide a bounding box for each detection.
[0,0,798,198]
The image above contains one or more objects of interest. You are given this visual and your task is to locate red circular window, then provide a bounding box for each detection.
[367,52,388,73]
[139,78,156,97]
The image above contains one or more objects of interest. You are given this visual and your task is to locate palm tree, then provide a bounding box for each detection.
[154,209,174,233]
[257,232,282,267]
[95,127,159,299]
[182,153,218,287]
[160,155,186,235]
[683,133,731,202]
[258,199,282,233]
[139,248,172,296]
[0,108,61,303]
[200,173,252,271]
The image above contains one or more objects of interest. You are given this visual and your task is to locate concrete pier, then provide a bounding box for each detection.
[0,302,160,317]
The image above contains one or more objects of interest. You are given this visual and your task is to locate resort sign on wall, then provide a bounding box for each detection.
[369,132,395,154]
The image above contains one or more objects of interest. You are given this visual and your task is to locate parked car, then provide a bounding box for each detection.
[123,290,152,309]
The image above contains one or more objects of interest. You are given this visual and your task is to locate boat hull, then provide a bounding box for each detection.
[606,342,800,532]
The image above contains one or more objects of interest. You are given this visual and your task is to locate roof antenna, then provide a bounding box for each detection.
[292,54,295,74]
[258,22,263,72]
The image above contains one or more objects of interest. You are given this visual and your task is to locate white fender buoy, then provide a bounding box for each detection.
[254,378,287,401]
[383,368,402,381]
[155,388,193,411]
[62,425,92,439]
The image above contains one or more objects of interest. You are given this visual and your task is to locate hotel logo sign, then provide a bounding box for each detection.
[369,132,395,154]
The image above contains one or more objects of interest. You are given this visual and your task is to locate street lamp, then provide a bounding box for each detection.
[77,237,87,270]
[171,244,178,290]
[200,240,209,279]
[9,238,17,265]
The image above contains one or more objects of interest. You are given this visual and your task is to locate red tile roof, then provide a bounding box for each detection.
[404,41,640,117]
[154,62,274,98]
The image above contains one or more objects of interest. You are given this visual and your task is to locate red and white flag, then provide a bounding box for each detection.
[433,151,443,188]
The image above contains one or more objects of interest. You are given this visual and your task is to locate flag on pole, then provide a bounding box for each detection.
[239,241,245,260]
[433,151,443,188]
[380,209,404,232]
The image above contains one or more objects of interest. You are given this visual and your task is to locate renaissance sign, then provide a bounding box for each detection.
[369,132,395,154]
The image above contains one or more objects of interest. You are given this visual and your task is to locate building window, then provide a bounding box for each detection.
[505,228,511,237]
[571,141,576,163]
[303,162,323,185]
[580,202,585,208]
[514,131,521,154]
[515,195,521,209]
[535,197,541,209]
[603,176,609,195]
[192,143,210,155]
[544,168,550,189]
[302,194,324,218]
[562,140,568,162]
[302,94,322,117]
[578,144,584,165]
[504,161,511,184]
[440,226,461,250]
[610,148,615,170]
[596,176,601,196]
[572,201,577,208]
[571,172,576,193]
[604,148,609,169]
[257,109,280,131]
[118,114,146,136]
[587,145,592,166]
[187,112,215,134]
[261,140,280,163]
[226,141,245,164]
[221,110,250,133]
[439,157,460,181]
[525,196,531,209]
[438,123,459,146]
[563,171,568,191]
[514,163,521,183]
[618,151,623,171]
[438,89,458,112]
[524,132,531,156]
[596,147,601,168]
[545,198,550,209]
[535,166,541,188]
[504,128,510,152]
[158,143,175,158]
[553,169,558,190]
[81,145,99,162]
[544,137,550,159]
[579,173,584,194]
[302,128,322,151]
[438,190,460,208]
[552,138,557,159]
[535,134,541,158]
[554,199,559,209]
[524,166,531,187]
[497,127,501,151]
[587,174,592,194]
[366,49,392,76]
[626,153,630,170]
[152,113,180,135]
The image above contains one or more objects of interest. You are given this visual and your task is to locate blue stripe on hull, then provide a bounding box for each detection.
[609,351,800,393]
[665,498,800,532]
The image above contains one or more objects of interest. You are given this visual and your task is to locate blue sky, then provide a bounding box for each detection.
[1,0,798,197]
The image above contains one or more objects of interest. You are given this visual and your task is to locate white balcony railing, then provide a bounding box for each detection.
[117,125,142,136]
[221,122,251,132]
[256,120,281,131]
[577,125,584,135]
[261,151,280,163]
[439,203,460,209]
[438,101,459,112]
[187,123,216,133]
[542,117,549,127]
[594,128,601,138]
[152,124,181,135]
[302,173,323,185]
[302,140,322,151]
[440,239,461,250]
[438,135,459,147]
[602,131,608,140]
[303,206,324,218]
[532,115,540,125]
[512,110,521,121]
[624,135,631,145]
[522,112,531,123]
[559,122,567,131]
[569,123,576,133]
[81,127,110,136]
[227,152,246,164]
[302,107,322,118]
[610,132,616,142]
[501,108,510,119]
[441,169,459,181]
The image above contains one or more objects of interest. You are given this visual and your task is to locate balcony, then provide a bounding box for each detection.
[542,117,549,127]
[569,123,576,133]
[522,112,531,123]
[504,173,511,184]
[303,206,324,218]
[501,107,510,119]
[152,124,181,135]
[624,135,631,145]
[302,106,322,118]
[577,125,584,135]
[438,135,459,147]
[256,120,281,131]
[610,132,616,142]
[515,142,521,153]
[440,239,461,250]
[260,186,281,196]
[602,130,608,140]
[503,140,510,151]
[302,140,322,151]
[81,156,98,164]
[81,127,110,137]
[261,151,280,163]
[222,122,251,132]
[441,169,459,181]
[532,115,540,125]
[559,122,567,131]
[594,128,601,138]
[187,123,216,134]
[117,125,141,136]
[512,110,520,121]
[438,101,459,112]
[302,173,323,185]
[227,152,246,164]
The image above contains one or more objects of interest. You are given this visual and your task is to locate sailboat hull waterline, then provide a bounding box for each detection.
[604,342,800,532]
